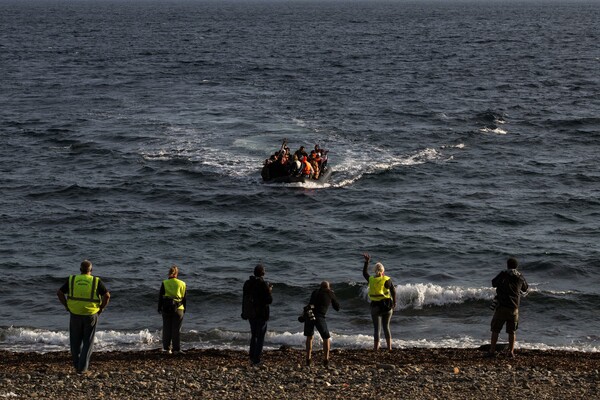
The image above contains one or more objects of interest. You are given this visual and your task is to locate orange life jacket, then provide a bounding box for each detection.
[302,158,313,176]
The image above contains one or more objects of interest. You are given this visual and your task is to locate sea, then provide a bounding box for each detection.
[1,0,599,354]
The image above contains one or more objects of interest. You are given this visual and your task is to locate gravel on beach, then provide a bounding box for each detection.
[1,347,598,399]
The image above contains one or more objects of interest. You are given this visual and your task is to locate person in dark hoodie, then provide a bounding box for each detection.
[241,264,273,365]
[303,281,340,367]
[487,257,529,358]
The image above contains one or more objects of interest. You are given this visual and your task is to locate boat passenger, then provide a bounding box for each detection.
[315,144,328,171]
[290,154,302,176]
[295,146,308,161]
[309,151,321,180]
[301,156,314,179]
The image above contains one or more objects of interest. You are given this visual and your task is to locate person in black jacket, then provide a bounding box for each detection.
[487,257,529,358]
[304,281,340,367]
[241,264,273,365]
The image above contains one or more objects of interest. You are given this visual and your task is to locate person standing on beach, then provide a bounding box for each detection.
[158,265,187,355]
[487,257,529,358]
[57,260,110,374]
[241,264,273,365]
[303,281,340,367]
[363,253,396,351]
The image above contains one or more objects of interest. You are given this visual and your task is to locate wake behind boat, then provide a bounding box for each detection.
[261,140,332,184]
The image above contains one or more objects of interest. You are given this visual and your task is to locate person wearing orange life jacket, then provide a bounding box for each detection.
[158,265,187,355]
[301,155,314,178]
[57,260,111,375]
[309,151,321,180]
[362,253,396,351]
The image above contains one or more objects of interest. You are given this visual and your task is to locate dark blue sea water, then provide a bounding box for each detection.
[1,0,599,353]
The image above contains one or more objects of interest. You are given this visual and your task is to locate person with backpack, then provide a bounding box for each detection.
[241,264,273,366]
[158,265,187,355]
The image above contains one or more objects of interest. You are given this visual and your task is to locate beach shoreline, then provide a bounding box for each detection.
[1,347,598,399]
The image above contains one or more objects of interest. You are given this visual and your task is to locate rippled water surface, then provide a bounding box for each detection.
[1,0,599,352]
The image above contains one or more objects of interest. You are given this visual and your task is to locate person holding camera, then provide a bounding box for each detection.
[302,281,340,367]
[487,257,529,358]
[363,253,396,351]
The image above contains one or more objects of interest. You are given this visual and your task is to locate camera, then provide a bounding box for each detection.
[489,297,498,311]
[298,304,316,323]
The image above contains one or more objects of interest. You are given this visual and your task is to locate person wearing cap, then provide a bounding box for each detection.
[57,260,110,374]
[241,264,273,365]
[487,257,529,358]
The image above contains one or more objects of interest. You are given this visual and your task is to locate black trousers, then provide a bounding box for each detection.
[162,309,184,351]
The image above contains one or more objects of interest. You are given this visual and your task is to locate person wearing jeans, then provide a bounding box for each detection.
[57,260,110,374]
[242,264,273,365]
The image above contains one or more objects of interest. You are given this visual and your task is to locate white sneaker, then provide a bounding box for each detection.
[162,348,172,354]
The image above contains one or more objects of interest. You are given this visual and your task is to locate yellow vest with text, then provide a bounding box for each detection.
[163,278,186,311]
[368,275,391,301]
[67,274,102,315]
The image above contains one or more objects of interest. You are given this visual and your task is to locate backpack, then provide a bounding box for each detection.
[241,279,257,320]
[163,298,181,314]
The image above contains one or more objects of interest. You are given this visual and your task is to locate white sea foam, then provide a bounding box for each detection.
[479,127,508,135]
[358,283,495,309]
[396,283,494,309]
[138,123,459,189]
[0,326,162,353]
[332,147,446,188]
[3,326,596,353]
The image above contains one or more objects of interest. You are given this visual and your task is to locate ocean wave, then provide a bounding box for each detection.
[0,326,161,353]
[2,326,597,353]
[394,283,494,309]
[351,283,494,309]
[353,283,599,311]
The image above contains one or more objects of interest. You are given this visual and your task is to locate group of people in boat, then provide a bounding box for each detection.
[261,139,329,181]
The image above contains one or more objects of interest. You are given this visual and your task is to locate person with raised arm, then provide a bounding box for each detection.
[363,253,396,351]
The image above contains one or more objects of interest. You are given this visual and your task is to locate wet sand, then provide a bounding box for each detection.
[1,347,598,399]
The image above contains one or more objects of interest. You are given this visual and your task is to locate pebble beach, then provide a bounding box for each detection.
[1,347,598,399]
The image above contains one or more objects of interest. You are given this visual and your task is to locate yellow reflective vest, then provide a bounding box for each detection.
[368,275,391,301]
[163,278,186,311]
[67,274,102,315]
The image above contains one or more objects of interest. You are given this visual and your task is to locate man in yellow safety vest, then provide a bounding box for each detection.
[57,260,110,374]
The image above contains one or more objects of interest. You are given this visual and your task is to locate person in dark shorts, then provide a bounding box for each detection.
[487,257,529,358]
[303,281,340,367]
